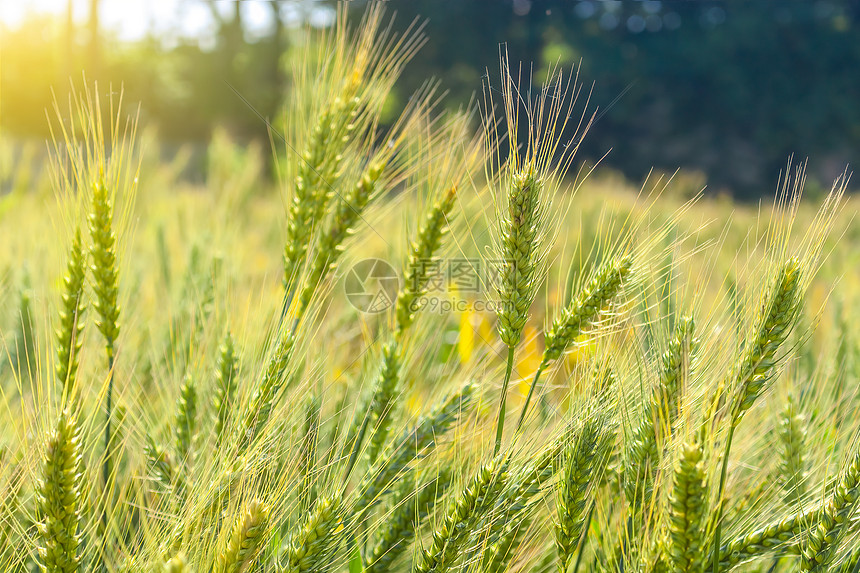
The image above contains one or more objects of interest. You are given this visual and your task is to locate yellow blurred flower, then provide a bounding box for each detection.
[516,324,543,399]
[564,333,597,369]
[458,306,475,364]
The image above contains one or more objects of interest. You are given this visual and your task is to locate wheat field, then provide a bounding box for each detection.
[1,5,860,573]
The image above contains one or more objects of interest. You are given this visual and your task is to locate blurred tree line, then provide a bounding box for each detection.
[1,0,858,197]
[0,0,288,141]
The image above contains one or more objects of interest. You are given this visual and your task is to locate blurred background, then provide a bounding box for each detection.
[1,0,858,198]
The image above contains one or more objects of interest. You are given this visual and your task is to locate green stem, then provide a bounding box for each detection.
[101,343,114,556]
[343,413,371,485]
[572,500,596,573]
[494,347,516,457]
[712,423,736,573]
[514,360,547,435]
[279,286,298,331]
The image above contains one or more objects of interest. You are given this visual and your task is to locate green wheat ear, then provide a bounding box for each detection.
[298,158,387,316]
[174,374,197,463]
[624,314,696,507]
[164,554,187,572]
[282,496,343,573]
[719,505,817,569]
[395,184,458,339]
[414,456,510,573]
[216,499,269,573]
[236,329,295,453]
[89,177,120,359]
[484,514,532,573]
[555,416,614,573]
[56,227,87,399]
[731,256,803,423]
[666,441,710,573]
[777,393,807,506]
[36,409,84,573]
[299,392,321,511]
[517,254,633,432]
[497,168,544,349]
[365,340,402,466]
[712,256,805,572]
[544,254,634,363]
[801,447,860,571]
[283,74,362,293]
[493,166,547,455]
[213,331,240,444]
